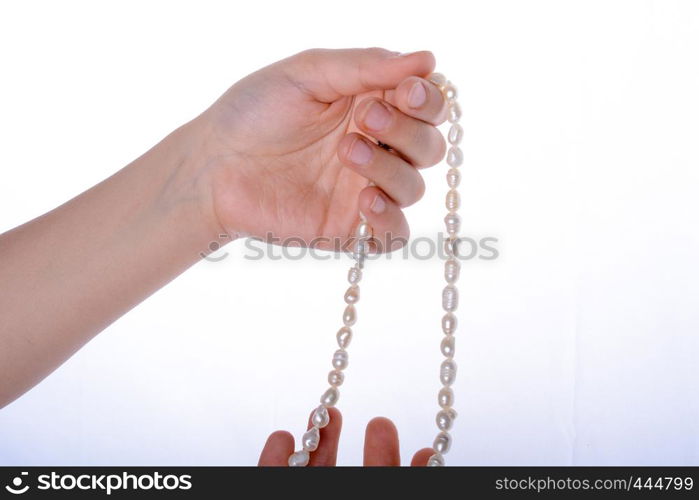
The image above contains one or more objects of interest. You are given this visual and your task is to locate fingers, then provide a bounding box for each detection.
[307,407,342,466]
[357,186,409,253]
[258,430,294,466]
[389,76,448,126]
[353,98,446,168]
[410,448,434,466]
[286,48,435,102]
[363,417,401,466]
[338,133,425,207]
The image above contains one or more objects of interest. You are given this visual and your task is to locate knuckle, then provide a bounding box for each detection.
[294,48,325,66]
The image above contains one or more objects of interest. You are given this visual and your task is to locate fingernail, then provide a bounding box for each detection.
[349,137,373,165]
[408,81,427,108]
[363,101,391,132]
[370,193,386,214]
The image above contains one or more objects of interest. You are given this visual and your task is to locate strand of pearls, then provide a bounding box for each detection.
[427,72,461,467]
[288,73,462,467]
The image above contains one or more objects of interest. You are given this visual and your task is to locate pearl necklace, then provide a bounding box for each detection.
[288,73,462,467]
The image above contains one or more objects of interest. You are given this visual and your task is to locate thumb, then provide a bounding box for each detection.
[283,47,436,102]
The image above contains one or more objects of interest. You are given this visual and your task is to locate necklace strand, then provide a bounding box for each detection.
[288,73,462,467]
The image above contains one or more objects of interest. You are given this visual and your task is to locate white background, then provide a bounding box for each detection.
[0,0,697,465]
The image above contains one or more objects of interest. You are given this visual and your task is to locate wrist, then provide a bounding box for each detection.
[144,116,236,257]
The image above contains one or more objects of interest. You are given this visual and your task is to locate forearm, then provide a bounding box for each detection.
[0,117,224,408]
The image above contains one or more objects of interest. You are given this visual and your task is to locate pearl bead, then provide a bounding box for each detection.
[440,335,455,357]
[433,431,452,454]
[438,387,454,408]
[442,285,458,312]
[442,312,457,334]
[448,124,463,145]
[311,405,330,428]
[444,213,461,235]
[332,349,348,370]
[320,386,340,407]
[436,409,455,431]
[328,369,344,386]
[356,221,371,240]
[426,453,445,467]
[343,304,356,326]
[447,102,462,123]
[336,326,352,348]
[347,266,362,285]
[354,239,368,255]
[302,427,320,452]
[444,258,460,284]
[444,81,458,101]
[445,189,460,212]
[444,236,458,258]
[446,168,460,188]
[428,72,447,88]
[353,252,365,268]
[447,146,463,167]
[440,359,457,386]
[344,285,360,304]
[288,450,310,467]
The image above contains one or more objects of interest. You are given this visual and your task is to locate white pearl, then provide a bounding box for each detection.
[442,313,457,334]
[302,427,320,452]
[436,409,455,431]
[354,239,368,255]
[445,189,460,212]
[426,453,445,467]
[438,386,454,408]
[328,369,345,386]
[347,266,362,285]
[428,72,447,88]
[332,349,349,370]
[320,386,340,407]
[344,285,360,304]
[440,359,457,385]
[447,146,463,167]
[448,124,463,145]
[336,326,352,348]
[442,285,458,312]
[444,258,460,284]
[446,168,460,188]
[433,431,452,454]
[444,81,458,100]
[353,252,365,268]
[356,221,371,239]
[288,450,310,467]
[447,101,462,123]
[444,213,461,235]
[444,236,458,258]
[311,405,330,428]
[343,304,356,326]
[441,335,455,357]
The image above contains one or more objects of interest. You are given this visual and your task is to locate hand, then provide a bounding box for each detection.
[258,408,434,466]
[197,48,447,251]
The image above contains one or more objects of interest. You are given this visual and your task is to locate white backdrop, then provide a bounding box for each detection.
[0,0,697,465]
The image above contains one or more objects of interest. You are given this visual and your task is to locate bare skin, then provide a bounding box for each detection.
[0,48,447,416]
[258,408,434,466]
